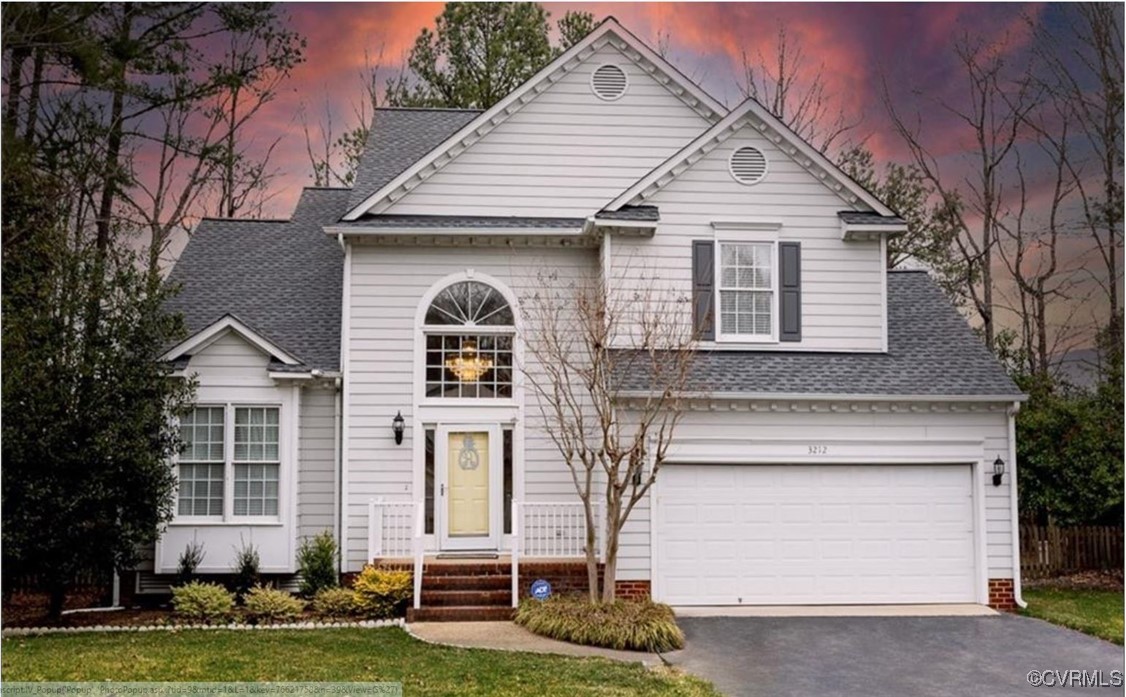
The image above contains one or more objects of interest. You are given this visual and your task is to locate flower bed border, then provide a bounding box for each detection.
[2,618,404,637]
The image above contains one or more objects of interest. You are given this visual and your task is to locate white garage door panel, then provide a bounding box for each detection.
[657,464,977,605]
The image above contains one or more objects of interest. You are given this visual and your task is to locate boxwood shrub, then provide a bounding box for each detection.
[243,585,306,623]
[515,595,685,652]
[171,581,235,623]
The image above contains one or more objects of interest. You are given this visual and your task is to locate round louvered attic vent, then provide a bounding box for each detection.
[729,146,768,185]
[591,64,628,101]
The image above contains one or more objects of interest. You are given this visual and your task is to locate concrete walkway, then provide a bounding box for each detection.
[406,621,662,666]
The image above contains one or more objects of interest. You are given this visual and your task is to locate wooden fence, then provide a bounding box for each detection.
[1020,525,1124,579]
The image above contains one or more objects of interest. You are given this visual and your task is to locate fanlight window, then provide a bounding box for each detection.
[424,281,514,399]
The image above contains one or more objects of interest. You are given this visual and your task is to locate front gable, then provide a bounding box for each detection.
[343,19,725,220]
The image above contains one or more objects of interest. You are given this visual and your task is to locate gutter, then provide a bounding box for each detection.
[1008,400,1027,609]
[617,390,1030,403]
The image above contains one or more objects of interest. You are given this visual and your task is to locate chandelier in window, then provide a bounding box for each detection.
[445,339,493,382]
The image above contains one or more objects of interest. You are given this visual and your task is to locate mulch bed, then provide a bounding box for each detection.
[1024,570,1124,592]
[3,590,173,629]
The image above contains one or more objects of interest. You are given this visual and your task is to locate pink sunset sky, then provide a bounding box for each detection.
[170,2,1117,355]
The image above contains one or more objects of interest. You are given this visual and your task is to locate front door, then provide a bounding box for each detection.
[437,424,502,550]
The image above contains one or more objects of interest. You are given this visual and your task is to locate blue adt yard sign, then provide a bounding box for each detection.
[530,579,552,600]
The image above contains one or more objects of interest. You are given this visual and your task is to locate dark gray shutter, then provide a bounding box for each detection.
[692,241,715,340]
[779,241,801,342]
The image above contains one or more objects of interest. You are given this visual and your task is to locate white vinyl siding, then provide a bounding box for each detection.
[381,44,713,218]
[610,123,886,352]
[297,387,338,540]
[344,244,598,569]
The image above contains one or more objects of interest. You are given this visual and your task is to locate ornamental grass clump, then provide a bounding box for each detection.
[171,581,235,623]
[312,587,358,619]
[243,585,305,623]
[352,565,412,619]
[516,595,685,652]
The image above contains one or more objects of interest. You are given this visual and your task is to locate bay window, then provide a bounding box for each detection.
[177,404,281,520]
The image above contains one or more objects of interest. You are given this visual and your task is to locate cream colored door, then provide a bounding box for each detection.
[437,425,501,550]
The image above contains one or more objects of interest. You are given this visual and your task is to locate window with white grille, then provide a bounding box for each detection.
[423,280,515,400]
[718,242,775,338]
[176,404,283,520]
[233,407,280,516]
[729,146,768,184]
[178,407,225,516]
[591,64,628,100]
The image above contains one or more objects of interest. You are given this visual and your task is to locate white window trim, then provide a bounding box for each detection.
[714,239,779,344]
[172,401,285,525]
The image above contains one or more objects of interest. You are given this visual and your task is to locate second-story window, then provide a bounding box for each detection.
[423,280,515,399]
[717,241,775,340]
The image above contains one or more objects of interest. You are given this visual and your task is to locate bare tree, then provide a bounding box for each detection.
[1029,3,1123,345]
[738,23,859,154]
[882,34,1039,350]
[995,100,1090,377]
[519,268,698,603]
[302,46,385,187]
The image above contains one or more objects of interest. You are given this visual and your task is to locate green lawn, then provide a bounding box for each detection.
[1022,588,1124,645]
[2,627,718,696]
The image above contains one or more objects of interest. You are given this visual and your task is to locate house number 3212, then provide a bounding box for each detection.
[808,445,828,455]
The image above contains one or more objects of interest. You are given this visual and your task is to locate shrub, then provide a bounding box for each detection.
[171,581,234,623]
[297,531,338,597]
[515,595,684,652]
[232,540,260,602]
[176,541,205,586]
[352,565,412,618]
[243,585,306,623]
[312,587,358,619]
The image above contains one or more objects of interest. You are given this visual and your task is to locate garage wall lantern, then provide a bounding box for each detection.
[992,456,1005,486]
[392,411,405,445]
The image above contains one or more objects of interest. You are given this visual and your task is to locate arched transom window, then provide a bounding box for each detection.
[424,280,514,399]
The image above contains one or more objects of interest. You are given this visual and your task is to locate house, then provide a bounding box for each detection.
[143,18,1026,618]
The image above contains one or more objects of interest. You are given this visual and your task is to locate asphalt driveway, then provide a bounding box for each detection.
[668,615,1124,697]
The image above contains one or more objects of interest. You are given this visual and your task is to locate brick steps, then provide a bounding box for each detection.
[420,589,511,607]
[408,605,516,622]
[425,574,512,591]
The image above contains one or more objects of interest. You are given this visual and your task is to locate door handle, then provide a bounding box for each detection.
[441,484,445,496]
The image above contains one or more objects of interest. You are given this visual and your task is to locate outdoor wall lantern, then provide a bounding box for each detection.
[392,411,405,445]
[992,456,1005,486]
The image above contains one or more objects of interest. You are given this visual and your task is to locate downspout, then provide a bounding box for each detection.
[338,239,352,573]
[1008,400,1026,609]
[333,376,342,571]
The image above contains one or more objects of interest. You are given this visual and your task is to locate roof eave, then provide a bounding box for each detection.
[616,390,1028,403]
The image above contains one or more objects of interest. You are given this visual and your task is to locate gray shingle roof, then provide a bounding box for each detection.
[347,108,482,212]
[336,214,586,229]
[165,188,349,372]
[839,211,906,226]
[596,205,660,222]
[613,270,1022,398]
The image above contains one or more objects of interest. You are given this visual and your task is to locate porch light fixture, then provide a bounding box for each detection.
[445,338,493,382]
[992,456,1005,486]
[392,411,405,445]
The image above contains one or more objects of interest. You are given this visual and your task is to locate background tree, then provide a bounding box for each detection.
[1,2,302,616]
[519,270,697,603]
[385,3,596,109]
[838,145,965,301]
[882,34,1039,351]
[738,23,858,154]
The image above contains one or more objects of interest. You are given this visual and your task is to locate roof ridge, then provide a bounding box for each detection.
[374,106,484,113]
[198,217,290,223]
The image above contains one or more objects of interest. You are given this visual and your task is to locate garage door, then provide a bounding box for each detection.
[656,464,977,605]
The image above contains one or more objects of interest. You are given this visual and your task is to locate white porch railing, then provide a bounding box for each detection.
[367,499,417,559]
[511,500,602,607]
[367,499,425,611]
